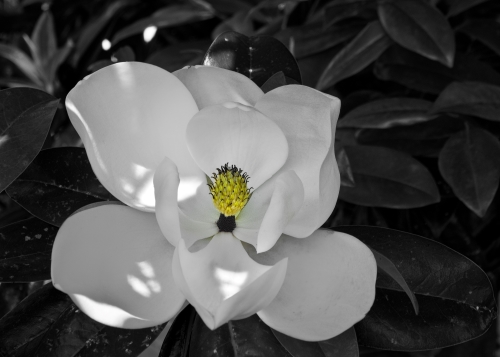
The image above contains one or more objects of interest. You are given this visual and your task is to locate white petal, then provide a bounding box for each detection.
[255,86,341,237]
[51,204,185,328]
[246,229,377,341]
[186,102,288,190]
[173,65,263,109]
[66,62,202,211]
[172,233,287,329]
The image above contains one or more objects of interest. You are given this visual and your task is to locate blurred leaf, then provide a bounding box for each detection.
[0,44,42,86]
[370,248,419,315]
[212,10,254,40]
[323,0,378,27]
[316,21,392,90]
[378,0,455,67]
[375,46,500,94]
[146,40,210,73]
[46,40,73,85]
[336,145,355,187]
[112,46,135,62]
[189,314,290,356]
[458,19,500,57]
[438,124,500,217]
[31,10,57,72]
[431,81,500,121]
[159,305,196,357]
[6,147,116,227]
[0,217,57,282]
[334,225,497,350]
[261,71,287,93]
[339,98,434,129]
[445,0,490,16]
[204,31,302,87]
[273,327,359,357]
[274,22,362,59]
[339,145,440,208]
[356,116,463,157]
[297,46,340,88]
[0,283,166,357]
[0,88,58,193]
[87,59,114,73]
[203,0,252,15]
[71,0,135,66]
[112,4,214,45]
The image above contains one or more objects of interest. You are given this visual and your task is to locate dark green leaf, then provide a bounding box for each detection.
[0,217,57,282]
[316,21,392,90]
[146,40,210,73]
[374,47,500,94]
[431,81,500,121]
[189,314,291,357]
[0,44,42,86]
[274,22,362,59]
[334,226,497,350]
[0,88,58,192]
[336,145,355,187]
[370,248,419,315]
[112,46,135,62]
[159,305,196,357]
[338,98,434,129]
[112,4,214,45]
[438,124,500,217]
[6,147,116,227]
[31,11,57,69]
[378,0,455,67]
[323,0,378,27]
[445,0,490,16]
[87,59,114,73]
[0,283,166,356]
[458,19,500,57]
[261,71,287,93]
[272,327,359,357]
[204,31,302,87]
[356,116,463,157]
[339,145,440,208]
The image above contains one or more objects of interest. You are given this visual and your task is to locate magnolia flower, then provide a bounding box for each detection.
[51,62,376,341]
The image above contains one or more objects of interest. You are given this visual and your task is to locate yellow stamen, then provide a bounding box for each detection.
[208,163,252,217]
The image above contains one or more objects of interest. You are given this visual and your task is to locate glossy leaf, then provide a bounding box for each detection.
[334,226,497,350]
[189,314,291,357]
[374,47,500,94]
[0,88,58,192]
[431,81,500,121]
[338,98,434,129]
[146,40,210,73]
[458,19,500,57]
[339,145,440,208]
[0,217,57,282]
[438,124,500,217]
[159,305,196,357]
[445,0,490,16]
[203,31,302,87]
[112,4,213,45]
[6,147,116,227]
[0,283,166,356]
[272,327,359,357]
[356,116,463,157]
[378,0,455,67]
[316,21,392,90]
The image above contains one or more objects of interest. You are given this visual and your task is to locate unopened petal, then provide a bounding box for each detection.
[174,65,263,109]
[246,229,376,341]
[255,86,341,237]
[66,62,202,211]
[51,204,185,328]
[186,103,288,190]
[172,233,287,329]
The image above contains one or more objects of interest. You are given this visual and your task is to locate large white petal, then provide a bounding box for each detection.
[246,229,377,341]
[66,62,202,211]
[186,102,288,191]
[173,65,263,109]
[255,86,341,237]
[51,204,185,328]
[172,233,287,329]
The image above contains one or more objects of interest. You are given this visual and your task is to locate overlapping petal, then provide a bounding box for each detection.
[173,65,264,109]
[51,204,185,328]
[172,233,288,329]
[66,62,202,211]
[186,102,289,190]
[255,85,341,237]
[245,229,377,341]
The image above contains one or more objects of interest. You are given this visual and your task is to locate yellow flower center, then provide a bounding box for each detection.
[208,163,252,217]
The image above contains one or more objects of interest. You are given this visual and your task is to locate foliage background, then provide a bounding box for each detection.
[0,0,499,356]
